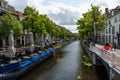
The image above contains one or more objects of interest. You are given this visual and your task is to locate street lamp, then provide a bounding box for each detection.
[93,22,98,36]
[93,22,98,43]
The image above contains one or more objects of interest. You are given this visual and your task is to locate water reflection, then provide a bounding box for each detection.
[19,41,108,80]
[95,66,109,80]
[78,52,99,80]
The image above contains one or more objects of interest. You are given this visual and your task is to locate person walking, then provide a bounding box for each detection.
[104,43,110,51]
[110,43,113,51]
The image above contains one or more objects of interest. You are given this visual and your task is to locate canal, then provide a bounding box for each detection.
[19,41,108,80]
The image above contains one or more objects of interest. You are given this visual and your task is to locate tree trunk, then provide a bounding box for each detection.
[2,38,6,48]
[33,32,36,45]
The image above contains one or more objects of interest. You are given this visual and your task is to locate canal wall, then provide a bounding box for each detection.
[81,41,120,80]
[55,41,71,49]
[80,42,89,53]
[110,67,120,80]
[80,41,92,59]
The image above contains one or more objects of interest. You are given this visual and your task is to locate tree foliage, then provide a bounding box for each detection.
[22,6,74,39]
[77,5,106,38]
[0,12,23,38]
[22,6,46,34]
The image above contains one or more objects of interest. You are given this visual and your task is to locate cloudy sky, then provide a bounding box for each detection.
[6,0,120,33]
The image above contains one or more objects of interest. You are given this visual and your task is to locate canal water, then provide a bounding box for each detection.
[19,41,108,80]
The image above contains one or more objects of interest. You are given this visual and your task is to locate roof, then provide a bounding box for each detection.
[107,5,120,19]
[0,0,8,3]
[115,6,120,10]
[16,11,23,16]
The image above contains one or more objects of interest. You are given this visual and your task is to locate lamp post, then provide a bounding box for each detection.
[93,22,98,42]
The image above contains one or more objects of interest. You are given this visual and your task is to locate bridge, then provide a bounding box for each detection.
[89,43,120,80]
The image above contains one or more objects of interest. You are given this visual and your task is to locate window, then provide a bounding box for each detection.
[109,20,111,25]
[114,17,117,23]
[2,3,5,7]
[106,29,108,34]
[106,36,108,43]
[112,26,115,34]
[109,28,111,34]
[109,36,111,43]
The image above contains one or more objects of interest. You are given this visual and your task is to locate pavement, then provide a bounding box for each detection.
[95,44,120,56]
[95,44,120,70]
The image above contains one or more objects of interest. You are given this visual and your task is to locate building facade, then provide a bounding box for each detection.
[104,6,120,48]
[0,0,16,48]
[0,0,16,14]
[0,0,27,48]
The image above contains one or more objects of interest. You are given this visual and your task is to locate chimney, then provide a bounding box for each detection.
[105,8,109,14]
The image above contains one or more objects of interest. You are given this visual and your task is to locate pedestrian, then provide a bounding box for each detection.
[93,39,97,46]
[109,43,113,51]
[104,43,110,51]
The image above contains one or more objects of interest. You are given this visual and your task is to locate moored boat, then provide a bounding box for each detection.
[0,47,55,80]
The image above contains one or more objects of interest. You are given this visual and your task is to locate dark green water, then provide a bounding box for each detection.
[19,41,108,80]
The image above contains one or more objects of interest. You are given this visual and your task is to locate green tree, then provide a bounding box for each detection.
[77,5,106,38]
[22,6,75,44]
[0,12,23,38]
[22,6,42,33]
[0,12,23,47]
[22,6,47,44]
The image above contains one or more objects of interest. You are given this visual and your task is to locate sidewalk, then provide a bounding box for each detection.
[93,44,120,70]
[95,44,120,56]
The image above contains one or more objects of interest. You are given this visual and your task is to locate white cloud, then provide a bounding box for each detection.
[44,2,81,25]
[61,25,78,33]
[94,0,120,12]
[5,0,120,33]
[6,0,44,11]
[6,0,82,24]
